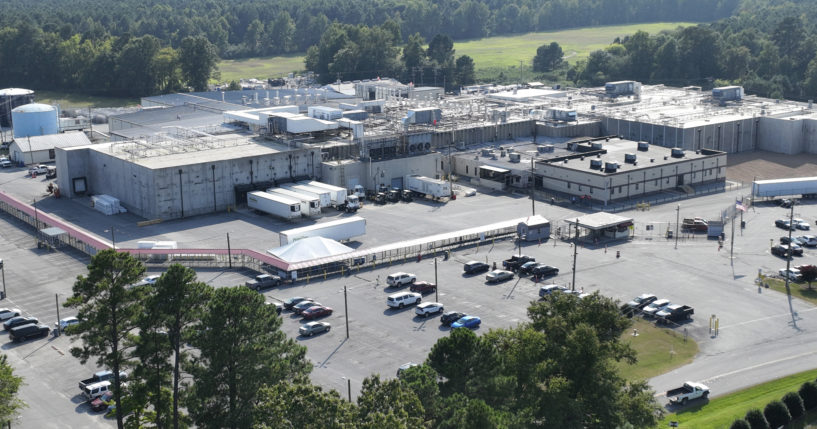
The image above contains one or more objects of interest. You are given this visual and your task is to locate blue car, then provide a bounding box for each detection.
[451,315,481,329]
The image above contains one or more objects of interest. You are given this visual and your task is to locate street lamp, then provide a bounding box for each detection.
[0,259,6,300]
[105,226,116,250]
[341,376,351,402]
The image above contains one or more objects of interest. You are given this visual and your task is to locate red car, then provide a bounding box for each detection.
[409,281,437,294]
[302,305,333,320]
[90,391,114,412]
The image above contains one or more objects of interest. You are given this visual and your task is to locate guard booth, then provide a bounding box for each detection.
[39,227,67,249]
[564,212,634,242]
[517,215,550,242]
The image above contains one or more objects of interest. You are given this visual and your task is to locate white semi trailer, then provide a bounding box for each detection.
[752,177,817,198]
[278,216,366,246]
[299,180,360,212]
[267,187,322,216]
[281,183,332,209]
[406,175,451,200]
[247,191,302,220]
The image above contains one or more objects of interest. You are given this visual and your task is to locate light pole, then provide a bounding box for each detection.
[571,218,578,291]
[434,258,438,302]
[675,204,680,249]
[0,259,5,300]
[344,285,349,339]
[530,156,535,216]
[105,226,116,250]
[341,377,351,402]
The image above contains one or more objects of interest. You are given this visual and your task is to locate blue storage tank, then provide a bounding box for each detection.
[11,103,58,138]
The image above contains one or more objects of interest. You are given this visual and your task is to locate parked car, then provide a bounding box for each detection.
[386,272,416,287]
[771,244,792,258]
[90,391,114,412]
[667,382,710,405]
[415,302,444,317]
[397,362,420,376]
[292,300,320,315]
[797,235,817,247]
[56,316,80,332]
[265,301,283,315]
[8,324,50,342]
[244,274,282,291]
[782,244,803,256]
[0,159,11,168]
[451,316,481,329]
[775,219,796,230]
[486,269,514,283]
[794,218,811,230]
[779,268,802,281]
[642,299,671,318]
[0,308,21,322]
[283,297,311,311]
[539,284,568,298]
[301,305,333,320]
[656,305,694,323]
[625,293,658,311]
[502,255,535,271]
[386,292,421,309]
[28,164,48,175]
[440,311,467,326]
[3,316,38,331]
[133,274,161,287]
[299,321,331,337]
[518,261,539,275]
[463,261,490,274]
[780,236,804,245]
[409,281,436,294]
[531,264,559,277]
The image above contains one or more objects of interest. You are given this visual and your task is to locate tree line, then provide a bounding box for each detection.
[61,249,661,429]
[0,0,737,60]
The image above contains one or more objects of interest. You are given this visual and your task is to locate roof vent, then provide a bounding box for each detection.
[509,153,521,163]
[650,158,655,163]
[580,156,584,161]
[604,161,619,172]
[500,150,506,157]
[671,148,685,158]
[591,142,603,150]
[624,153,637,163]
[663,155,669,160]
[589,159,602,169]
[637,141,649,151]
[564,159,568,164]
[605,137,610,142]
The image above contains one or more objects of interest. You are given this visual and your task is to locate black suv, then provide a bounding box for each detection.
[531,264,559,277]
[440,311,467,326]
[771,245,792,258]
[503,255,535,271]
[463,261,490,275]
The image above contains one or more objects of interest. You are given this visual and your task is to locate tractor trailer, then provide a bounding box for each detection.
[406,175,451,200]
[278,216,366,246]
[267,187,322,216]
[247,191,302,220]
[280,183,332,209]
[299,180,360,212]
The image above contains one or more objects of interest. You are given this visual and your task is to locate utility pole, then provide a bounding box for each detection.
[784,202,795,294]
[675,204,680,249]
[226,233,232,269]
[571,218,578,291]
[448,141,454,199]
[730,213,736,264]
[344,285,349,339]
[434,258,439,302]
[530,157,535,216]
[0,259,5,300]
[55,294,60,336]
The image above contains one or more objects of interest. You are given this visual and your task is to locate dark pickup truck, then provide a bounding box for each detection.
[78,370,128,391]
[655,304,694,323]
[245,274,282,291]
[502,255,535,271]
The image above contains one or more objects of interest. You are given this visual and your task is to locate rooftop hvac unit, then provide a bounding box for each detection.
[500,150,506,157]
[544,144,554,152]
[590,142,603,150]
[671,148,685,158]
[589,159,602,170]
[481,149,493,157]
[604,161,619,172]
[624,153,637,163]
[509,153,521,163]
[637,141,649,151]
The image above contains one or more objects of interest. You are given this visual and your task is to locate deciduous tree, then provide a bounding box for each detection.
[0,355,24,426]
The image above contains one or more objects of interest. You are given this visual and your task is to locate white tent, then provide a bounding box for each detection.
[267,236,354,263]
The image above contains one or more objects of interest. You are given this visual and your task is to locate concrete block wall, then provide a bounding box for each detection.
[602,118,759,153]
[320,152,441,192]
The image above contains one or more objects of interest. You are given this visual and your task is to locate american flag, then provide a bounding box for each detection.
[736,199,747,212]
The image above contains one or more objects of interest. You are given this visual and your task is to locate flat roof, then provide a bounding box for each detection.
[566,212,633,230]
[480,165,510,174]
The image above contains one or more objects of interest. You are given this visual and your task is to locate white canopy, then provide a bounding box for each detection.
[267,236,354,263]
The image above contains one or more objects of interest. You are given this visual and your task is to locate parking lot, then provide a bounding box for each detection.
[3,158,817,423]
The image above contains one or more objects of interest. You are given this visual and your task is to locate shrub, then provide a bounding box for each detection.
[763,400,791,428]
[782,391,805,418]
[729,419,751,429]
[744,408,770,429]
[799,381,817,410]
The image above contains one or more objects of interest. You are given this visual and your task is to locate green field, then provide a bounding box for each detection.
[659,368,817,428]
[215,22,693,82]
[617,318,698,381]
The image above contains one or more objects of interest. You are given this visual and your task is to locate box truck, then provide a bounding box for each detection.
[280,184,332,209]
[406,175,451,200]
[247,191,302,220]
[299,180,360,212]
[278,216,367,246]
[267,187,321,216]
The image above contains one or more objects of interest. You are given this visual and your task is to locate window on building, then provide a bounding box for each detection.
[654,180,658,186]
[618,186,622,193]
[49,149,55,159]
[515,176,520,183]
[578,185,582,191]
[666,178,670,184]
[441,160,444,170]
[635,183,639,190]
[466,165,469,175]
[567,182,571,189]
[589,188,593,194]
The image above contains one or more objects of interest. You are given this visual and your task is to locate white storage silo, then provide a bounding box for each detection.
[0,88,35,127]
[12,103,59,138]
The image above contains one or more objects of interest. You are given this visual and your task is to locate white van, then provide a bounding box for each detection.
[386,292,421,309]
[83,380,111,401]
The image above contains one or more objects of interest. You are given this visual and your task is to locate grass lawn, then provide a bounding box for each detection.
[454,22,694,69]
[617,318,698,381]
[217,54,306,83]
[760,275,817,306]
[35,90,139,109]
[215,22,694,83]
[658,368,817,428]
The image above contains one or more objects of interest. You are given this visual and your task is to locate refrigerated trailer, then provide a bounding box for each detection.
[247,191,302,220]
[267,188,322,216]
[752,177,817,198]
[406,175,451,200]
[299,180,360,211]
[279,216,366,246]
[280,183,332,209]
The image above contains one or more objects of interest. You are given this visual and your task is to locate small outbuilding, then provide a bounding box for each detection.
[517,215,550,242]
[565,212,634,240]
[9,131,91,165]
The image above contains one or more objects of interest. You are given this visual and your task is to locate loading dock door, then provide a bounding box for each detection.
[391,177,403,190]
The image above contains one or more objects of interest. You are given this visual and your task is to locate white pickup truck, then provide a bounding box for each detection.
[666,381,710,405]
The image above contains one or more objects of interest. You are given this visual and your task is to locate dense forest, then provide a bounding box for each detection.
[1,0,816,100]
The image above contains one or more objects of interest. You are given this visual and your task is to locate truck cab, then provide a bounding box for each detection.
[667,382,709,405]
[345,195,360,212]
